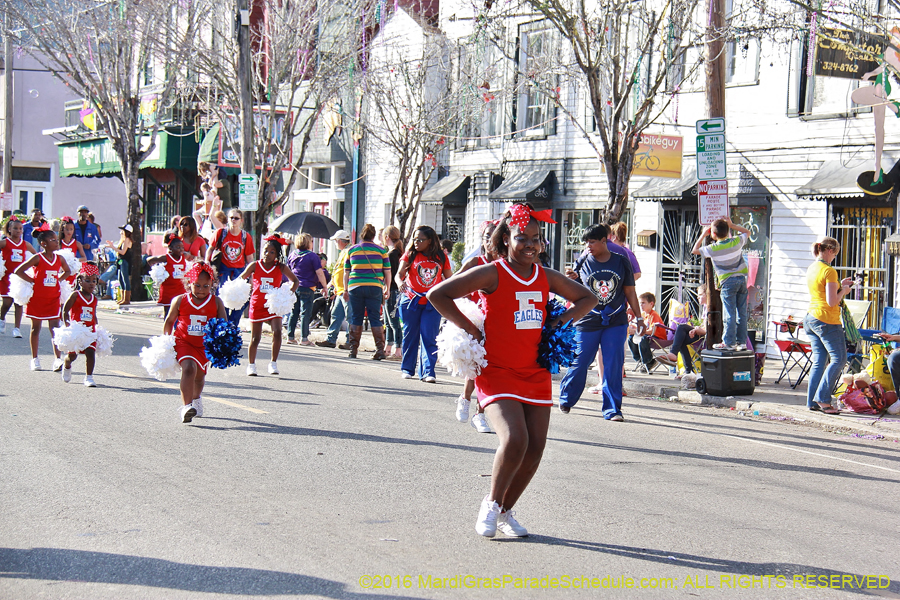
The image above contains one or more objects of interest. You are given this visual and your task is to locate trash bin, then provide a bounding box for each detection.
[697,348,756,396]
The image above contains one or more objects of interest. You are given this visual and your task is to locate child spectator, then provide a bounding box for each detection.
[691,216,752,350]
[627,292,665,372]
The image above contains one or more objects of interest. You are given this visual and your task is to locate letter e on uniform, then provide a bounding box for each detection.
[189,315,207,336]
[514,291,543,329]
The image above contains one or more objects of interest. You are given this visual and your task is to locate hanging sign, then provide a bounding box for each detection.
[698,180,730,225]
[238,174,259,211]
[815,27,882,80]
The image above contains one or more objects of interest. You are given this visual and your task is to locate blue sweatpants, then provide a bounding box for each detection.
[559,324,628,419]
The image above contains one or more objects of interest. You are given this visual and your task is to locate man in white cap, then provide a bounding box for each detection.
[316,230,352,349]
[75,205,101,260]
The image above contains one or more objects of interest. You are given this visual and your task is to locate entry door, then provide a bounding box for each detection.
[13,184,49,216]
[659,206,703,323]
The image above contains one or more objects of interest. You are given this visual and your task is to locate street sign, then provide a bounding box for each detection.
[695,118,725,134]
[698,179,729,225]
[0,192,14,211]
[696,133,727,180]
[238,174,258,211]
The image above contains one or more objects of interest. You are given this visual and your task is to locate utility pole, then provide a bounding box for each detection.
[237,0,255,234]
[2,13,13,214]
[703,0,726,346]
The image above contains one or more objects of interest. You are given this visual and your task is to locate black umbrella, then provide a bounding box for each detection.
[268,211,340,239]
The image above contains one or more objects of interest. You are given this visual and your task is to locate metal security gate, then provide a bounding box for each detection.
[829,204,894,329]
[659,206,704,322]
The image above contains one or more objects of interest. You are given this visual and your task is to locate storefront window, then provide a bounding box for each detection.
[730,205,769,340]
[562,210,594,269]
[146,182,178,233]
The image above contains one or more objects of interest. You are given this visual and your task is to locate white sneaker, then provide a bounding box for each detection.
[30,358,41,371]
[193,396,204,417]
[62,367,72,383]
[456,396,470,422]
[268,361,279,375]
[0,322,5,334]
[471,413,492,433]
[247,364,258,376]
[401,372,414,379]
[83,376,96,388]
[497,510,528,537]
[588,384,603,394]
[52,358,65,372]
[422,375,436,383]
[12,328,22,338]
[180,403,197,423]
[475,495,501,537]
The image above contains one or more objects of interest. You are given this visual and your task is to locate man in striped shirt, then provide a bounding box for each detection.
[692,216,752,351]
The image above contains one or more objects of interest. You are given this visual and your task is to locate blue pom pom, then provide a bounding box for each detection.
[203,318,243,369]
[538,298,578,374]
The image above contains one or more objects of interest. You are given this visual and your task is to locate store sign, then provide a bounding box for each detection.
[698,180,729,225]
[619,132,683,179]
[218,109,292,171]
[815,27,882,80]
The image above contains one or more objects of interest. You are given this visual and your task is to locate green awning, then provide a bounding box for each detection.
[58,130,199,177]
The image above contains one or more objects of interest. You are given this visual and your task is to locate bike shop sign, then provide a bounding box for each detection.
[615,132,683,179]
[698,180,729,225]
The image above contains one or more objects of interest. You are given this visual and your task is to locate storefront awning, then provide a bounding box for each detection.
[488,169,553,201]
[795,155,900,199]
[58,130,199,178]
[421,174,470,205]
[631,165,698,201]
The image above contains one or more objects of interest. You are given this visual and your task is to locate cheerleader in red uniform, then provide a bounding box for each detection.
[164,262,226,423]
[58,216,87,284]
[146,234,187,316]
[237,235,298,376]
[1,216,37,338]
[428,203,596,538]
[61,262,100,387]
[13,225,71,372]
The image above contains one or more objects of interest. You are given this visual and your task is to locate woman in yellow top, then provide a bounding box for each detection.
[804,236,854,414]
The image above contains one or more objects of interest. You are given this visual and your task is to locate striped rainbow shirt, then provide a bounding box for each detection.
[345,242,390,289]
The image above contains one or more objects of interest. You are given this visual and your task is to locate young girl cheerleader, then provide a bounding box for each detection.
[61,262,100,387]
[164,262,227,423]
[58,216,87,285]
[1,216,37,338]
[428,203,596,538]
[452,219,498,433]
[238,234,298,376]
[147,234,187,316]
[13,224,71,372]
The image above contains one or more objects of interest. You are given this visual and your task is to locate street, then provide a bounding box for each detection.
[1,311,899,599]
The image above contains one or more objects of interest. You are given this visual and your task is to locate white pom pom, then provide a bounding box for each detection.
[436,323,487,379]
[455,297,485,331]
[55,249,80,275]
[9,276,33,306]
[59,279,73,307]
[94,326,115,358]
[219,277,251,311]
[140,334,181,382]
[0,257,5,281]
[53,322,95,353]
[149,262,169,285]
[264,282,295,316]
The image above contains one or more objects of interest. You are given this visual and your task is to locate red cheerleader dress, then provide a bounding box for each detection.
[157,254,188,307]
[69,291,98,352]
[475,260,550,408]
[174,293,218,372]
[59,238,79,284]
[1,238,28,297]
[248,260,285,322]
[25,253,62,321]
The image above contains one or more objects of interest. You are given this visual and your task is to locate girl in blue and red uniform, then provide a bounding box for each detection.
[14,224,71,372]
[0,216,37,338]
[61,262,100,387]
[164,262,227,423]
[238,235,299,376]
[429,203,596,538]
[147,234,188,316]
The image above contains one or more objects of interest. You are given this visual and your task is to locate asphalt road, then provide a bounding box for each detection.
[1,311,899,600]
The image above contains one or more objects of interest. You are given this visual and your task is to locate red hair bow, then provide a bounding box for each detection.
[507,204,556,229]
[32,222,52,232]
[61,216,75,224]
[264,234,291,246]
[79,262,100,277]
[185,262,216,283]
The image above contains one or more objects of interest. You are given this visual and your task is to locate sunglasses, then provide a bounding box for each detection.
[230,216,241,221]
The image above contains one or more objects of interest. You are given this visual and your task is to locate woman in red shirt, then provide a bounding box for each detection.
[206,208,255,327]
[396,226,452,382]
[178,216,208,262]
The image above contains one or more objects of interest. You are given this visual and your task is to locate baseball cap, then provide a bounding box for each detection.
[77,205,90,212]
[330,229,351,241]
[119,224,134,233]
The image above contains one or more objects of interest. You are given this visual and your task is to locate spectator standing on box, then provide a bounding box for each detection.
[691,216,751,350]
[804,236,853,414]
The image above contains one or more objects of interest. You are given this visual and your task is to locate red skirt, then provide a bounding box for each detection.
[475,364,552,408]
[175,339,209,373]
[25,287,62,321]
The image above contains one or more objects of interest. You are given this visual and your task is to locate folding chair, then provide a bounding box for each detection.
[772,319,812,389]
[646,323,674,373]
[843,299,871,373]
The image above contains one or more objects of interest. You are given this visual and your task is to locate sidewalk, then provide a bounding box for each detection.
[101,300,900,441]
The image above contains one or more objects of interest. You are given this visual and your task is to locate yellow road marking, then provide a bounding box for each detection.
[107,370,268,414]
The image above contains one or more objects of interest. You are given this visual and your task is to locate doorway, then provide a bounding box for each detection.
[13,184,50,216]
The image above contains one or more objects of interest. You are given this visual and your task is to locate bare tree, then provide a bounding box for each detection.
[4,0,202,291]
[362,12,459,242]
[189,0,360,239]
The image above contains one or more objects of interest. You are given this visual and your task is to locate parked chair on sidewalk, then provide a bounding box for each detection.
[772,318,812,389]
